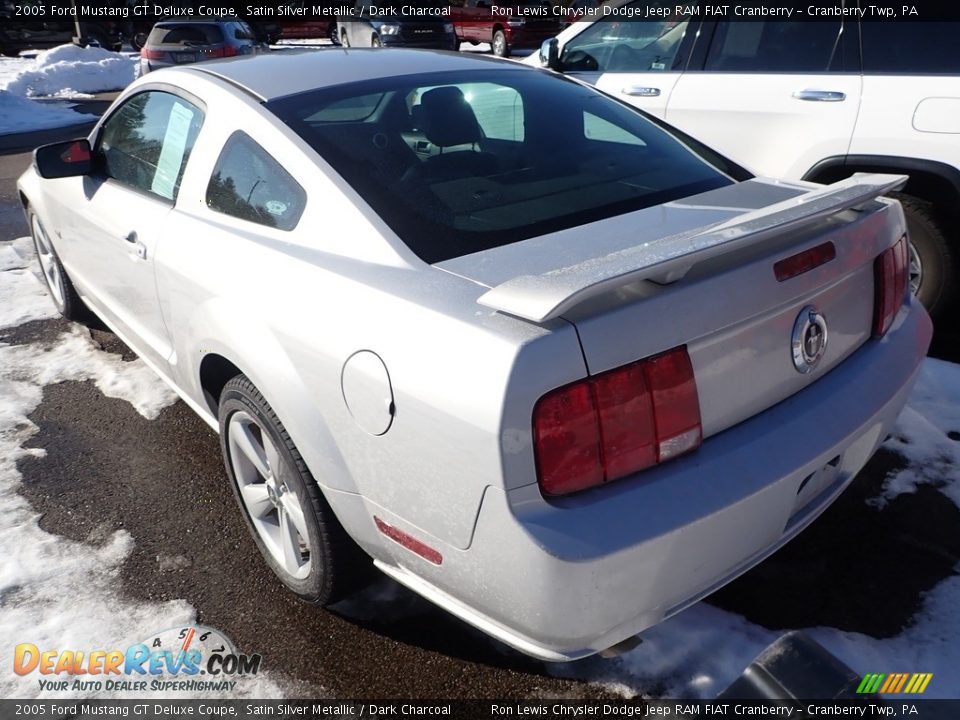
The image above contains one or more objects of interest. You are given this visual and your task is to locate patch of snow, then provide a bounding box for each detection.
[0,44,136,98]
[0,252,286,698]
[878,358,960,509]
[0,90,85,134]
[0,240,59,329]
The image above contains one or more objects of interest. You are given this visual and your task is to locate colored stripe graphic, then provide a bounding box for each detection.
[879,674,896,694]
[858,673,932,694]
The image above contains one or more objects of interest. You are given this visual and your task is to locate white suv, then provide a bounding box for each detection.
[534,5,958,317]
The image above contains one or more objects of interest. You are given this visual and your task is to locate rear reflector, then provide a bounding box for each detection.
[374,516,443,565]
[774,242,836,282]
[873,235,909,338]
[533,346,702,496]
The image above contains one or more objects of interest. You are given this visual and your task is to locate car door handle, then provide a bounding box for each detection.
[793,89,846,102]
[123,231,147,259]
[622,86,661,97]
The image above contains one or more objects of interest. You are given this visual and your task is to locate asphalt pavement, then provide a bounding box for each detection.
[2,106,958,699]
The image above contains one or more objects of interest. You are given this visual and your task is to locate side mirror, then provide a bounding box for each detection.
[34,139,92,179]
[540,37,560,70]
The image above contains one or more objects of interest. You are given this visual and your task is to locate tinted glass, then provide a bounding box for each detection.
[98,91,204,201]
[267,69,732,263]
[206,132,306,231]
[861,22,960,74]
[561,7,692,73]
[704,22,843,72]
[148,24,225,46]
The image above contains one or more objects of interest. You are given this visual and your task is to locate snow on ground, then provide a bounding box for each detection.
[0,90,87,134]
[0,240,286,698]
[0,44,136,98]
[0,45,137,135]
[879,358,960,508]
[564,360,960,699]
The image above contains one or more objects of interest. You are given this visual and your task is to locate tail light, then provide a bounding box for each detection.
[873,235,909,338]
[533,346,702,496]
[140,48,164,60]
[202,45,239,58]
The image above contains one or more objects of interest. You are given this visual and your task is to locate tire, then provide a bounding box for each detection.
[329,24,340,45]
[371,34,381,47]
[893,193,956,319]
[492,29,510,57]
[28,209,85,321]
[131,32,148,51]
[453,37,461,51]
[219,375,366,604]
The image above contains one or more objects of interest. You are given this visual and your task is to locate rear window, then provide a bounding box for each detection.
[267,69,732,263]
[148,24,225,46]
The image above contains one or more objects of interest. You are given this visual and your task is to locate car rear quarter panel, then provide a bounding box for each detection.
[152,69,587,551]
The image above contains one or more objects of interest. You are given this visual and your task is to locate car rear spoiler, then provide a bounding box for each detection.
[478,173,908,323]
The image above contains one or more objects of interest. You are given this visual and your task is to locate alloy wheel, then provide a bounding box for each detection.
[228,410,312,580]
[31,214,65,308]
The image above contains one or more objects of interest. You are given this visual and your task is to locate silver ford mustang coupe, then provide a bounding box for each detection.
[18,49,931,661]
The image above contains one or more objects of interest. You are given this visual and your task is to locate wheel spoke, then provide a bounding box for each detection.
[232,421,271,479]
[262,435,282,480]
[281,493,309,539]
[240,484,273,519]
[278,508,303,571]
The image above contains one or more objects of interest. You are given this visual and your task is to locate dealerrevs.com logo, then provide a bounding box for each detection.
[14,626,262,693]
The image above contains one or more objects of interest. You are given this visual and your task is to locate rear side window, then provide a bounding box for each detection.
[206,132,306,231]
[861,22,960,74]
[704,22,844,72]
[98,91,204,201]
[148,24,225,46]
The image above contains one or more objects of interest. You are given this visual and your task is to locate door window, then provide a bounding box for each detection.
[97,91,204,201]
[861,22,960,74]
[206,132,306,231]
[560,1,692,72]
[703,22,844,72]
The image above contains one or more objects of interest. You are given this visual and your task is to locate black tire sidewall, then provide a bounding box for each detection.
[218,382,330,602]
[898,196,955,318]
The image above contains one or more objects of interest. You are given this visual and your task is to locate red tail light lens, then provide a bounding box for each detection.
[873,235,909,338]
[531,382,602,496]
[140,48,164,60]
[533,346,702,496]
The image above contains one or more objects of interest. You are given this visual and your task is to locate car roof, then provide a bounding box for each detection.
[184,48,527,101]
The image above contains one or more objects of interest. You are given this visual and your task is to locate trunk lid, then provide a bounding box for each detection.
[436,174,907,438]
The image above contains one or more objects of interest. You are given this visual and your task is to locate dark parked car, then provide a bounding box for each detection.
[337,0,456,49]
[263,2,340,45]
[140,19,266,74]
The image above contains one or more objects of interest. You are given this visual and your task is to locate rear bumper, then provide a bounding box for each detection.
[376,300,932,660]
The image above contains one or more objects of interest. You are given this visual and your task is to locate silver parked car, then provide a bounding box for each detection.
[140,19,266,75]
[18,49,931,661]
